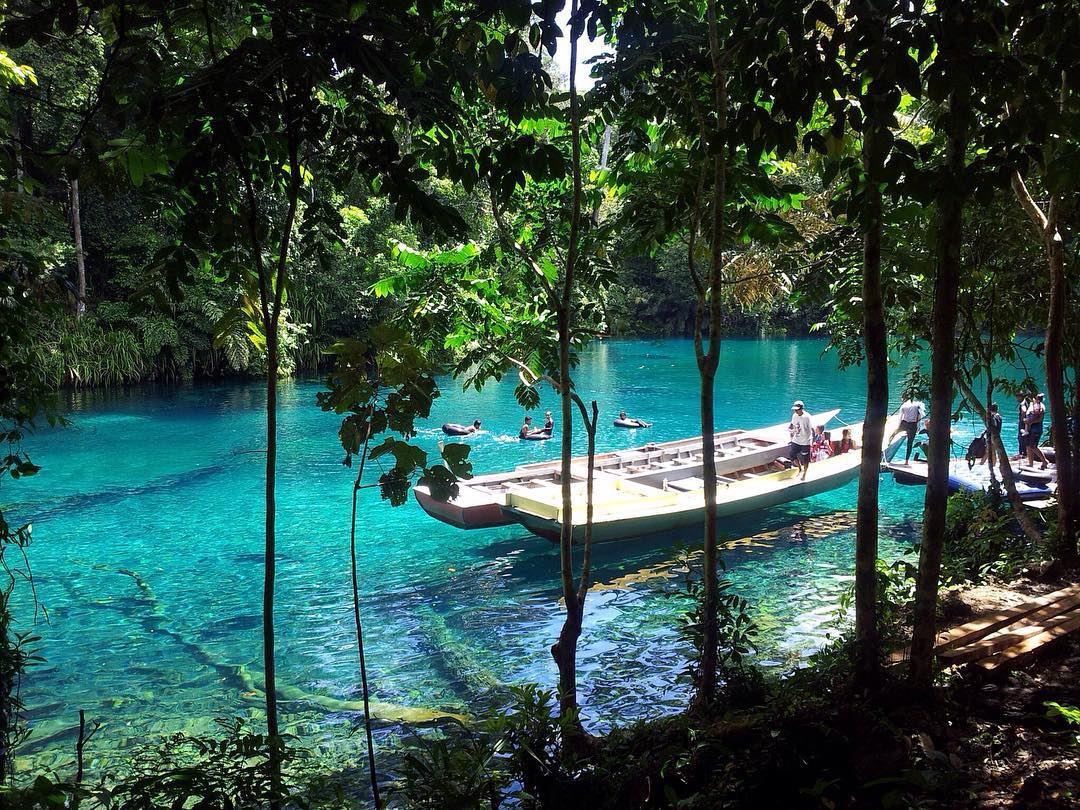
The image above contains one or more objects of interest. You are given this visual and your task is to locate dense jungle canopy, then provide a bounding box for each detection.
[1,0,1079,808]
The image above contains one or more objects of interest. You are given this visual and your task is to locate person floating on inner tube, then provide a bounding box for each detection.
[614,410,652,428]
[442,419,481,437]
[519,413,553,441]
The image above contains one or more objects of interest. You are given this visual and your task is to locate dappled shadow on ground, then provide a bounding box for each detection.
[948,634,1080,808]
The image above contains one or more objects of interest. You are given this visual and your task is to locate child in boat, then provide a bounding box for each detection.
[839,428,856,454]
[811,425,834,462]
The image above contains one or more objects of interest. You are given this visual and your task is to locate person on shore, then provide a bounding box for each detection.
[788,400,813,480]
[1025,393,1049,470]
[897,392,925,465]
[441,419,481,436]
[1013,393,1028,460]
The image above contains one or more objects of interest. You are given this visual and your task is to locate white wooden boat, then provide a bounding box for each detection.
[415,409,900,542]
[504,414,903,542]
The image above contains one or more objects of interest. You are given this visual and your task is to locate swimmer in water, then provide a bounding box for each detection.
[614,410,652,428]
[520,415,552,440]
[441,419,481,436]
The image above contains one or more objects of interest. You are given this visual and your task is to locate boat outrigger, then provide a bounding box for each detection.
[414,410,905,543]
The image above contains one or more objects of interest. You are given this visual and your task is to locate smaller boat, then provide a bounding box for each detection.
[885,458,1057,501]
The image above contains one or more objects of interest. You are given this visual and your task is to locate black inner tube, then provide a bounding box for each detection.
[441,423,475,436]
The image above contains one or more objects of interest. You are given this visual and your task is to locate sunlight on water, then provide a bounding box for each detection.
[5,338,1016,774]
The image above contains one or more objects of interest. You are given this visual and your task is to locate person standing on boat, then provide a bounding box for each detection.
[788,400,813,480]
[1025,393,1049,470]
[1012,393,1031,460]
[898,392,926,465]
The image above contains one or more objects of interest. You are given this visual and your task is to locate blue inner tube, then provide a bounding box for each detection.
[613,418,650,428]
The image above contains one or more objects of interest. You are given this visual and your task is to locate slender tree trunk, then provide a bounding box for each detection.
[1044,223,1077,565]
[263,323,282,803]
[956,375,1043,544]
[0,593,11,783]
[695,0,727,712]
[550,0,585,728]
[70,176,86,318]
[909,88,969,689]
[349,417,381,807]
[1009,160,1077,564]
[855,126,887,688]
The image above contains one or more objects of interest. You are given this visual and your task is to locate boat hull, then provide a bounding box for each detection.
[509,458,864,544]
[413,487,515,529]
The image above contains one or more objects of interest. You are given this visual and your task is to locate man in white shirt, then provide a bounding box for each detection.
[788,400,813,480]
[898,392,926,464]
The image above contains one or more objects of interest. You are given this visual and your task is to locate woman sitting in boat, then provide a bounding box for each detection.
[442,419,481,436]
[838,428,856,454]
[811,425,834,462]
[614,411,652,428]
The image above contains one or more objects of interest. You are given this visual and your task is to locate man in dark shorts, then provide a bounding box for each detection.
[897,392,926,464]
[788,400,813,480]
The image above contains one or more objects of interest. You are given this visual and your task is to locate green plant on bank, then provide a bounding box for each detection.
[940,491,1036,586]
[1045,702,1080,747]
[396,685,567,809]
[0,719,346,809]
[672,571,764,707]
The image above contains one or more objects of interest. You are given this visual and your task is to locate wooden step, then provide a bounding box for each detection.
[939,602,1080,665]
[933,584,1080,652]
[974,612,1080,671]
[886,583,1080,664]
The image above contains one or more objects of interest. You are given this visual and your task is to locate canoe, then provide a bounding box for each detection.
[414,408,890,542]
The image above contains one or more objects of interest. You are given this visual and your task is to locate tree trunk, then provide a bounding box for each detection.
[855,127,887,688]
[695,0,727,712]
[263,323,282,803]
[551,0,585,729]
[956,375,1044,544]
[349,417,381,807]
[1009,155,1077,565]
[1044,225,1077,565]
[70,177,86,318]
[551,297,580,724]
[909,88,968,690]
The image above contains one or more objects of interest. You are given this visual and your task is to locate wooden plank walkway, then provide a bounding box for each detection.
[889,583,1080,672]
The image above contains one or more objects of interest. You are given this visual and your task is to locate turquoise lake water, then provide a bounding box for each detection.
[6,337,1008,775]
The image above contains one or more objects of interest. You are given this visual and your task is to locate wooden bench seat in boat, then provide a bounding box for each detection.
[668,477,705,492]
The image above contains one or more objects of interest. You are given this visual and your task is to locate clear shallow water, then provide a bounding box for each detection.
[5,338,1006,774]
